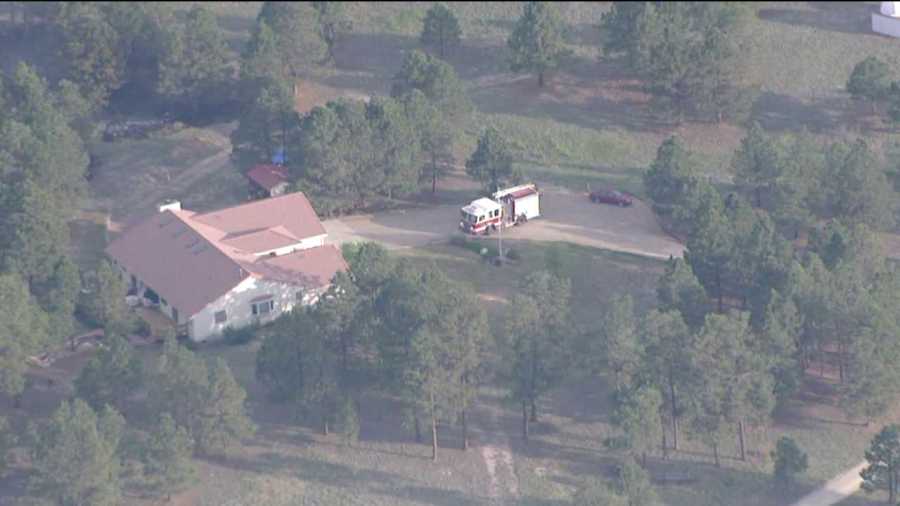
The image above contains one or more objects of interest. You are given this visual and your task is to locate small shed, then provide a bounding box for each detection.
[247,164,289,198]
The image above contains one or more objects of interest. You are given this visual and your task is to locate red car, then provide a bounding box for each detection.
[589,189,633,207]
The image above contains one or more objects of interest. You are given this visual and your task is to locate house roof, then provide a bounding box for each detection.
[191,192,326,241]
[246,164,289,191]
[105,192,341,317]
[243,245,349,288]
[220,226,299,254]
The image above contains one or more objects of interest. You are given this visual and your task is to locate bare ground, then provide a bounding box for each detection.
[323,185,685,260]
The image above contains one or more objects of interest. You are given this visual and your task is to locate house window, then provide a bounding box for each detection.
[214,310,227,324]
[251,299,275,316]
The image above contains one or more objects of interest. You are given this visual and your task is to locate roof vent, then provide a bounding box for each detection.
[159,200,181,213]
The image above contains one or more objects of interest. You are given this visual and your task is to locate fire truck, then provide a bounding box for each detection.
[459,183,541,235]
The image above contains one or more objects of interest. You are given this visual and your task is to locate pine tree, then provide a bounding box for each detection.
[616,459,661,506]
[256,2,326,73]
[28,400,124,506]
[612,386,663,467]
[684,187,733,313]
[505,271,571,440]
[507,1,569,87]
[0,416,15,477]
[420,3,462,59]
[656,257,709,331]
[391,49,471,121]
[195,358,255,455]
[87,259,131,335]
[157,5,232,119]
[861,425,900,504]
[731,122,781,209]
[772,436,808,492]
[74,333,143,413]
[142,412,196,500]
[639,310,693,452]
[643,136,697,219]
[0,272,49,404]
[601,295,643,393]
[465,127,519,193]
[56,3,126,110]
[313,2,351,64]
[847,56,891,115]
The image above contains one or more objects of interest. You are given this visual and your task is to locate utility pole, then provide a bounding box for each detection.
[498,206,503,261]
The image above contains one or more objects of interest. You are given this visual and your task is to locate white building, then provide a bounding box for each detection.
[105,193,347,341]
[873,2,900,38]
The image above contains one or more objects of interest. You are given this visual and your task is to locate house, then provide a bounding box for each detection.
[873,2,900,37]
[105,193,347,342]
[246,164,290,197]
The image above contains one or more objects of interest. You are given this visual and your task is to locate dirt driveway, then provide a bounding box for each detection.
[323,186,685,260]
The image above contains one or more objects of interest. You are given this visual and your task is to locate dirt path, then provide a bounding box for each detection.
[790,461,866,506]
[323,186,685,260]
[478,402,520,504]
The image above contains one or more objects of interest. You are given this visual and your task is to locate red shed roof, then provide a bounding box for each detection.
[247,164,289,191]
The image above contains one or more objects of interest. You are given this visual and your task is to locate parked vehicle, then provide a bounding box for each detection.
[589,188,633,207]
[459,183,541,235]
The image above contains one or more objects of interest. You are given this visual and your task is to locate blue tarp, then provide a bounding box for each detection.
[272,147,287,165]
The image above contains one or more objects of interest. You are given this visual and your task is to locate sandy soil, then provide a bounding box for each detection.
[790,461,866,506]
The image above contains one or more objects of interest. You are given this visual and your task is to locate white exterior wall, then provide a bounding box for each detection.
[873,12,900,37]
[254,234,327,257]
[188,276,323,342]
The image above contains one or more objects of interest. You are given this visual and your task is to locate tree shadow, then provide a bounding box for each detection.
[468,55,673,135]
[757,4,876,36]
[751,91,845,133]
[332,32,418,82]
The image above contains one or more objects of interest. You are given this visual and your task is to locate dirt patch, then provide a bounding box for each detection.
[294,79,371,114]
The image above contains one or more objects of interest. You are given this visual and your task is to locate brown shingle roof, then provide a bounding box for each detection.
[247,245,349,288]
[220,226,299,254]
[105,210,248,316]
[246,164,289,191]
[105,192,342,317]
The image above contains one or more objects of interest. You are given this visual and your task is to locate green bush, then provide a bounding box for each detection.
[222,324,258,346]
[132,317,152,337]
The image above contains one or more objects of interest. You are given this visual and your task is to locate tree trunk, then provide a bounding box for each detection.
[522,400,529,441]
[431,394,438,461]
[890,461,896,504]
[755,187,761,208]
[713,442,720,467]
[738,420,746,461]
[431,152,438,194]
[323,418,329,436]
[642,452,647,468]
[415,415,422,443]
[669,379,679,451]
[662,425,668,460]
[13,394,21,409]
[538,71,544,88]
[530,398,537,423]
[461,409,468,450]
[716,268,723,313]
[439,36,445,59]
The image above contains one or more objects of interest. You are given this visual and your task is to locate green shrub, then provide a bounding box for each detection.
[222,324,258,346]
[132,317,152,337]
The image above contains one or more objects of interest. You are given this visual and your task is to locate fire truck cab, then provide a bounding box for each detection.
[459,184,540,235]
